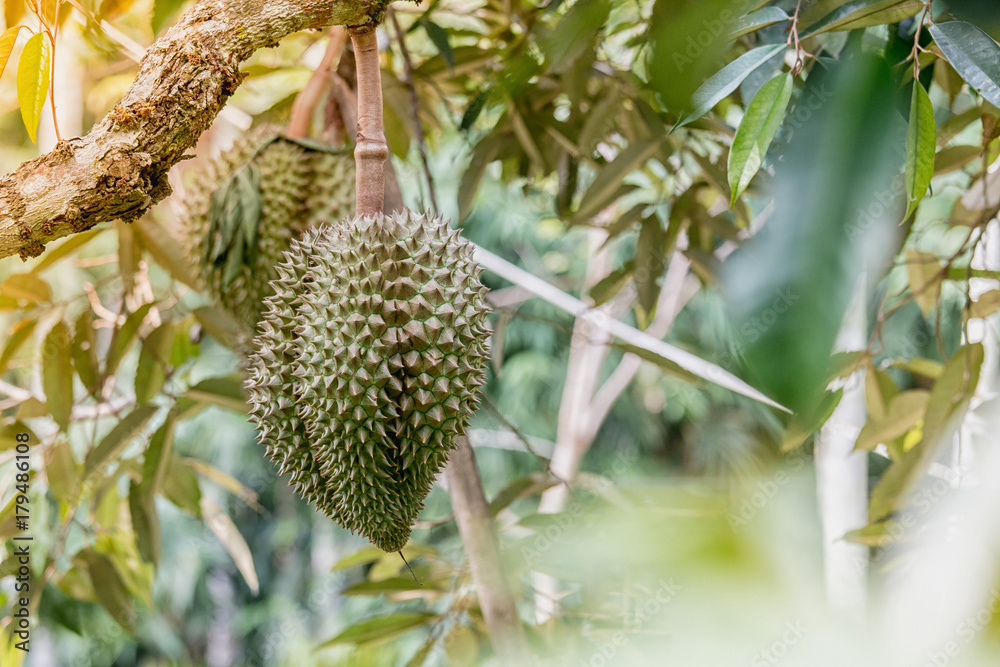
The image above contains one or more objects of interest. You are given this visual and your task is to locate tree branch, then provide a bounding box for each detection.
[0,0,393,262]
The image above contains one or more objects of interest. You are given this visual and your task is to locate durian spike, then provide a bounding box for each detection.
[349,27,387,218]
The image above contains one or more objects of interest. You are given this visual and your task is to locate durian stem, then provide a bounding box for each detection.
[349,27,388,217]
[446,437,530,664]
[287,26,347,140]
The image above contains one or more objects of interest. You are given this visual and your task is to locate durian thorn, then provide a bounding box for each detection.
[399,551,422,586]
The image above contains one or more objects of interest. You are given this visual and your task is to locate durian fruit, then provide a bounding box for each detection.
[180,128,355,329]
[246,210,491,552]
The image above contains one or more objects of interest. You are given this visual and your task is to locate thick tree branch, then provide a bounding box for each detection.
[0,0,393,262]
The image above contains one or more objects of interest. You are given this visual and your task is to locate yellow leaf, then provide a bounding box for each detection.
[40,0,57,29]
[0,26,22,81]
[16,31,50,144]
[3,0,24,28]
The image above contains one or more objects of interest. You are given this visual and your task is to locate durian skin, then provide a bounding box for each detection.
[181,128,355,330]
[246,210,491,552]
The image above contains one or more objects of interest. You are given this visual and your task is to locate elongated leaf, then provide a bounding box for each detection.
[318,613,435,648]
[129,480,160,565]
[934,144,980,175]
[421,19,455,69]
[162,454,201,516]
[105,302,154,379]
[4,0,24,28]
[342,577,436,596]
[185,376,247,413]
[471,244,785,410]
[855,390,929,451]
[804,0,922,36]
[1,272,51,302]
[42,322,73,431]
[729,7,788,39]
[906,249,942,316]
[40,0,58,28]
[573,140,663,223]
[540,0,610,73]
[73,311,100,397]
[134,218,200,289]
[728,73,793,205]
[905,82,935,219]
[930,22,1000,109]
[0,26,21,81]
[135,323,172,405]
[141,411,176,494]
[83,405,158,476]
[201,497,258,594]
[869,343,983,521]
[82,551,137,630]
[0,318,36,376]
[16,32,50,143]
[184,458,264,513]
[674,44,786,128]
[192,305,240,349]
[31,229,101,274]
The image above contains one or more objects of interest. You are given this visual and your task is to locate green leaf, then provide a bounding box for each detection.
[854,389,929,451]
[803,0,922,36]
[72,311,101,397]
[152,0,185,34]
[201,497,259,594]
[162,454,201,516]
[135,323,172,405]
[184,376,247,414]
[0,26,21,82]
[30,229,101,274]
[723,53,903,416]
[573,140,663,224]
[184,458,264,513]
[105,303,154,379]
[192,305,240,349]
[934,144,980,176]
[729,7,788,40]
[635,215,667,327]
[728,73,793,205]
[540,0,610,73]
[0,318,36,376]
[420,18,455,69]
[868,343,984,521]
[318,613,436,648]
[81,551,137,631]
[342,577,435,596]
[133,218,200,289]
[930,22,1000,109]
[42,321,73,431]
[83,405,158,477]
[906,249,942,317]
[905,82,935,219]
[489,473,558,516]
[141,411,176,494]
[128,481,160,565]
[674,44,786,128]
[781,388,844,452]
[16,31,50,143]
[332,546,384,571]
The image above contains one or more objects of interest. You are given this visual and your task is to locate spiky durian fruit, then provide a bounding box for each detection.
[246,210,491,551]
[180,128,355,329]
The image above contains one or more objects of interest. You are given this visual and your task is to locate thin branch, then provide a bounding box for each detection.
[287,27,348,140]
[387,7,438,213]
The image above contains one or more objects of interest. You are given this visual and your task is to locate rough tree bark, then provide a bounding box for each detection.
[0,0,393,262]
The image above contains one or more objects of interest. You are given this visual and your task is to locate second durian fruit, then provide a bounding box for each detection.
[246,209,491,552]
[181,128,355,329]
